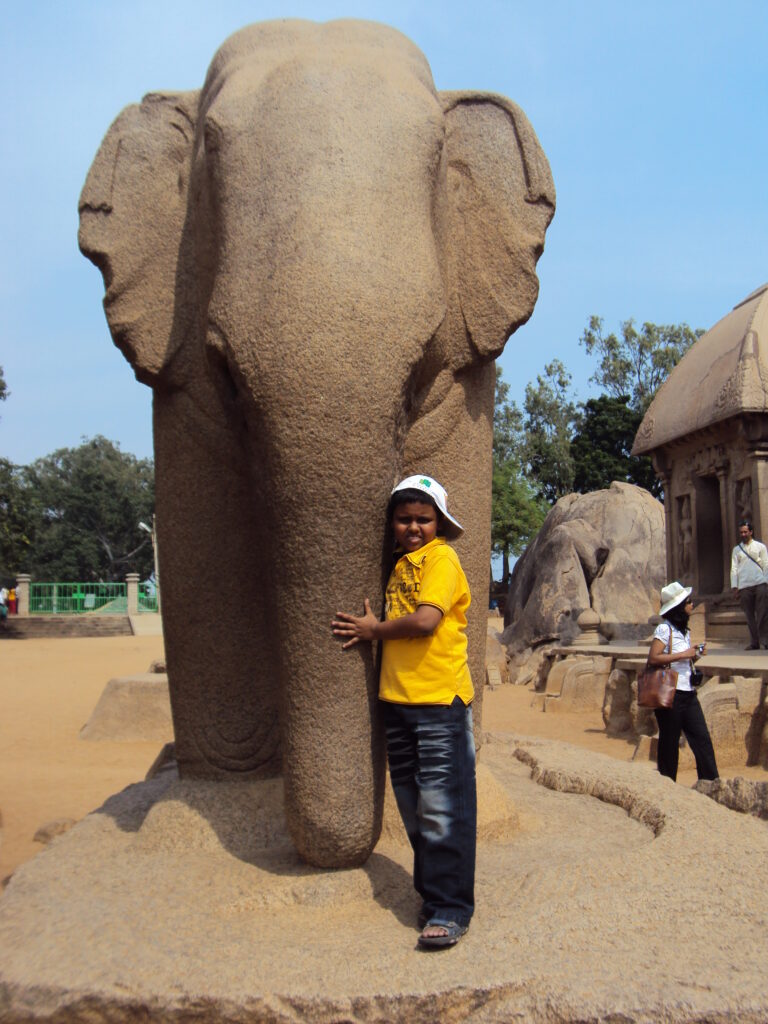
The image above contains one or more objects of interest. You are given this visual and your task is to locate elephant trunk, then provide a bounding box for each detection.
[252,419,399,867]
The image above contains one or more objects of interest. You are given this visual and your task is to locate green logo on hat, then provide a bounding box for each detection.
[419,478,431,487]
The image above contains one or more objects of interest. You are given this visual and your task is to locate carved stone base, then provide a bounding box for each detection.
[3,739,768,1022]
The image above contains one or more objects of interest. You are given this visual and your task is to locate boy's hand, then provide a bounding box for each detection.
[332,598,378,649]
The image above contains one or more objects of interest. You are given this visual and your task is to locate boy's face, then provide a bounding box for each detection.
[392,501,438,552]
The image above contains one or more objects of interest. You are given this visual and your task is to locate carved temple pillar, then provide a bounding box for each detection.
[751,452,768,546]
[717,468,731,596]
[656,462,674,583]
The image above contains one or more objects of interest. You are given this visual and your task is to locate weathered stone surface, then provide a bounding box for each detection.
[698,680,745,765]
[542,655,612,712]
[485,664,503,689]
[570,606,603,645]
[603,667,634,735]
[731,674,765,712]
[145,741,177,780]
[3,738,768,1021]
[78,18,555,868]
[695,775,768,820]
[502,482,665,655]
[605,667,660,740]
[632,733,657,762]
[485,622,508,686]
[506,644,553,687]
[79,674,173,742]
[133,764,518,868]
[32,818,76,845]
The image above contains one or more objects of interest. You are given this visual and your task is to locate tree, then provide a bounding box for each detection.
[580,316,703,414]
[0,365,7,405]
[491,462,549,583]
[24,436,155,581]
[0,458,35,580]
[491,369,548,583]
[523,359,579,503]
[571,395,659,496]
[491,314,700,572]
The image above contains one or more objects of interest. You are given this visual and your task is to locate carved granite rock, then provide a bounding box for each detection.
[78,19,554,867]
[502,482,665,655]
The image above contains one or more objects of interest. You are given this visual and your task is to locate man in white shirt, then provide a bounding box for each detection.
[730,519,768,649]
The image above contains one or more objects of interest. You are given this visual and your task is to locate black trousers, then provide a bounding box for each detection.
[738,583,768,647]
[655,690,719,782]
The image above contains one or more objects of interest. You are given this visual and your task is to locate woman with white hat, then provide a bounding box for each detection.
[647,581,719,782]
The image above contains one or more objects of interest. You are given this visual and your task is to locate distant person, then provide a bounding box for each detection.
[648,581,718,782]
[730,519,768,650]
[8,587,16,614]
[0,587,7,622]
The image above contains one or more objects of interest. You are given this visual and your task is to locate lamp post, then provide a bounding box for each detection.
[138,516,160,613]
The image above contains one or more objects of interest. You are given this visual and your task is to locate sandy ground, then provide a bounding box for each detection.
[0,636,165,882]
[1,634,766,884]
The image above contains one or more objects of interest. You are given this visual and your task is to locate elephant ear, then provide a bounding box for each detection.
[441,90,555,361]
[78,90,199,386]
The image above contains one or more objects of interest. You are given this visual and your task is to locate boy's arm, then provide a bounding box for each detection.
[332,599,442,650]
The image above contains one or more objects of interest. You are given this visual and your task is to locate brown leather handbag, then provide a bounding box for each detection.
[637,625,678,709]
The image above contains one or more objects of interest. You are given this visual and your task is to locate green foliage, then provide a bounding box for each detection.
[0,366,7,405]
[571,395,659,496]
[522,359,579,503]
[0,458,35,582]
[23,436,155,582]
[491,315,698,576]
[491,463,548,575]
[580,316,702,414]
[491,369,548,582]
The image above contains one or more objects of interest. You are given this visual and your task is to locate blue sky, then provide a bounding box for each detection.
[2,0,767,466]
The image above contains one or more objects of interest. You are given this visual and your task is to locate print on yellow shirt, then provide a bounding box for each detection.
[379,538,474,706]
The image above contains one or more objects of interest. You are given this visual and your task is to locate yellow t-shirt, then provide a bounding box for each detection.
[379,537,473,705]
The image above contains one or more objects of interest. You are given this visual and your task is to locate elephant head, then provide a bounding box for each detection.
[79,19,554,868]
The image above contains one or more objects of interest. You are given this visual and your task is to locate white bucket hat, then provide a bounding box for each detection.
[390,475,464,538]
[659,581,693,615]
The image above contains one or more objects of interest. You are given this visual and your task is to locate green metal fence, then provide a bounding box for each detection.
[138,583,158,613]
[29,582,158,615]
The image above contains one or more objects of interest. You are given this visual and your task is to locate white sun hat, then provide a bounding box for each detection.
[391,475,464,538]
[659,581,693,615]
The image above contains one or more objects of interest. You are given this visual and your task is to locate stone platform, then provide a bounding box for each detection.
[2,736,768,1021]
[559,639,768,680]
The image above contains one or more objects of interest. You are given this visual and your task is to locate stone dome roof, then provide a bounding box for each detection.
[633,282,768,455]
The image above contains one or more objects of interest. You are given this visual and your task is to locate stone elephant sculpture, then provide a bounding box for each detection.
[78,19,554,868]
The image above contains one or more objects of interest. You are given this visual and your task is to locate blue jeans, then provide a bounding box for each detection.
[382,696,477,927]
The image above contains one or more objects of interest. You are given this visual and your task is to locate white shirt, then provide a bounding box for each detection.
[652,621,692,691]
[730,539,768,589]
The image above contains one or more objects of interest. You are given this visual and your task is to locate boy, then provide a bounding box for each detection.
[332,475,476,949]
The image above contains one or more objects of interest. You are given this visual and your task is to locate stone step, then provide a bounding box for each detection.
[1,616,134,639]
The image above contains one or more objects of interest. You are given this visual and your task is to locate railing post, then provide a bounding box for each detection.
[16,574,31,617]
[126,573,139,616]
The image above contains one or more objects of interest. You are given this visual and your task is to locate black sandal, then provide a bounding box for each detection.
[417,920,468,949]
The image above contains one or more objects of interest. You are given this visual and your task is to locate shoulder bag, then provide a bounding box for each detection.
[637,625,678,709]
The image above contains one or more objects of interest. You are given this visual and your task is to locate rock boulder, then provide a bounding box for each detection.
[502,482,665,654]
